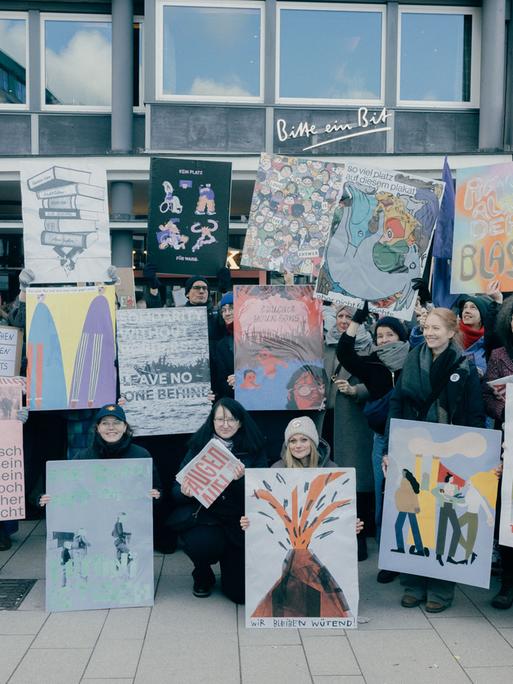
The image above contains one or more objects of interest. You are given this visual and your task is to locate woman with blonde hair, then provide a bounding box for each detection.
[273,416,333,469]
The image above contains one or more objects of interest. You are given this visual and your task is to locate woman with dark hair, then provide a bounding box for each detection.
[285,364,326,410]
[392,469,426,557]
[168,397,266,603]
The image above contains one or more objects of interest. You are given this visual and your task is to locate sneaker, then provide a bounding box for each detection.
[377,569,399,584]
[491,584,513,610]
[193,582,212,598]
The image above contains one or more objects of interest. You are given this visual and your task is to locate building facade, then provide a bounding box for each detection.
[0,0,512,294]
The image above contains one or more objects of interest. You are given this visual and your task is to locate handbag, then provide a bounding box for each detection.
[363,388,394,432]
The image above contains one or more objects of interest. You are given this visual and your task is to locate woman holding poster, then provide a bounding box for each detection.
[385,308,486,613]
[168,398,266,603]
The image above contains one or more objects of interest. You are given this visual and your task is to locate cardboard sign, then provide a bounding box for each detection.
[176,439,242,508]
[0,326,22,377]
[0,420,25,521]
[116,267,136,309]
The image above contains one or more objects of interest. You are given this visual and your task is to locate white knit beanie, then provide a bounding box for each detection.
[284,416,319,447]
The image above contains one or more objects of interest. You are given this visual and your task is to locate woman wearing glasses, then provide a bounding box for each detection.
[168,397,266,603]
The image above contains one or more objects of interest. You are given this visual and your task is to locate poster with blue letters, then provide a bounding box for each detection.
[147,157,232,276]
[45,459,154,612]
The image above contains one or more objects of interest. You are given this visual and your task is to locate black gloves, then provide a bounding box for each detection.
[411,278,432,306]
[352,300,369,324]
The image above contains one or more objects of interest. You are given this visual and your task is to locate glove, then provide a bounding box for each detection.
[17,407,29,424]
[143,263,161,289]
[106,265,121,285]
[411,278,432,306]
[352,300,369,325]
[19,269,35,292]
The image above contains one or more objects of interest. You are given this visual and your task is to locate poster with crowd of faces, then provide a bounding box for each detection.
[116,308,211,436]
[245,468,358,628]
[45,458,154,612]
[379,419,501,589]
[234,285,325,411]
[26,286,116,411]
[20,160,111,283]
[451,162,513,294]
[147,157,231,276]
[499,386,513,547]
[315,163,445,320]
[241,154,345,277]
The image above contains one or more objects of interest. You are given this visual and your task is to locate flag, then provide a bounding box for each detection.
[432,157,459,308]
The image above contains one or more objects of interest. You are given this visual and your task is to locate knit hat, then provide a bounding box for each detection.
[375,316,408,342]
[184,276,209,295]
[284,416,319,447]
[458,295,489,326]
[220,291,234,309]
[95,404,126,423]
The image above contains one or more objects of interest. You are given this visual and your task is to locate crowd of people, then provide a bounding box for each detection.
[1,267,513,615]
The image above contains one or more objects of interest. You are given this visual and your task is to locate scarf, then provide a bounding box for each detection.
[93,430,132,457]
[325,323,373,354]
[416,343,463,422]
[375,340,410,372]
[459,320,484,350]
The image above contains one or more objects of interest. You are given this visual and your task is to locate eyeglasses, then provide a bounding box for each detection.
[99,419,124,428]
[214,417,239,426]
[294,383,324,396]
[191,285,208,291]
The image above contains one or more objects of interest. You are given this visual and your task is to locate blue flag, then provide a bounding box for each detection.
[432,158,459,308]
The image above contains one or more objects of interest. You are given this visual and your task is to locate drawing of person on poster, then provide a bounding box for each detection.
[148,158,231,276]
[316,164,444,320]
[234,286,325,411]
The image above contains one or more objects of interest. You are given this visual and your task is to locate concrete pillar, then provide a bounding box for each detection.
[110,181,134,221]
[479,0,506,150]
[111,0,134,152]
[111,231,133,269]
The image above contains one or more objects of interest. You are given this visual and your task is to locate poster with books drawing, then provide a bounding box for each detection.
[20,161,111,283]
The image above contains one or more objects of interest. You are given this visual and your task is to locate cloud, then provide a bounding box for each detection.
[45,29,111,106]
[0,19,27,66]
[189,77,251,97]
[408,432,488,459]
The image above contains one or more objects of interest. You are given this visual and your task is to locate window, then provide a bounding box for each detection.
[398,7,480,107]
[42,14,112,109]
[0,13,28,107]
[156,0,264,101]
[277,3,385,104]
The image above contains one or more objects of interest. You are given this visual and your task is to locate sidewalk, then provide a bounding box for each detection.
[1,521,513,683]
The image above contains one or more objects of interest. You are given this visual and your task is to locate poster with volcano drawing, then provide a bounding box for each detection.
[245,468,358,628]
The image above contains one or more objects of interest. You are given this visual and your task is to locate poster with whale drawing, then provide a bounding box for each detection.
[315,164,445,320]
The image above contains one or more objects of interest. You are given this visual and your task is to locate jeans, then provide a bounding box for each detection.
[372,432,386,542]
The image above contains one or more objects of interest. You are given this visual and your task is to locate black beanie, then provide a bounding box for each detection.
[458,295,489,326]
[184,276,210,295]
[375,316,408,342]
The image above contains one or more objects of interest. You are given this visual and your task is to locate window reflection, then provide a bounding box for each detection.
[400,13,472,102]
[0,18,26,105]
[279,8,382,101]
[44,19,112,106]
[162,5,261,98]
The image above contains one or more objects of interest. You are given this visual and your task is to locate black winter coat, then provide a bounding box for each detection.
[337,332,399,400]
[213,334,234,398]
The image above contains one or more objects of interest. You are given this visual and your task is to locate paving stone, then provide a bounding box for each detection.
[500,628,513,647]
[458,582,513,629]
[136,634,239,684]
[17,579,45,611]
[0,610,47,635]
[313,678,365,684]
[348,629,470,683]
[240,644,311,684]
[0,635,33,683]
[302,636,361,676]
[239,626,301,645]
[465,666,513,683]
[161,550,195,576]
[0,537,46,579]
[420,586,482,619]
[82,680,133,684]
[31,610,108,649]
[84,638,143,679]
[432,617,513,667]
[9,647,92,684]
[100,607,151,640]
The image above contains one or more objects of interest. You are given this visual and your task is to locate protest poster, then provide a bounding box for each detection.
[0,420,25,521]
[245,467,358,628]
[240,154,345,278]
[45,458,153,612]
[116,267,136,309]
[176,438,242,508]
[20,161,111,283]
[147,157,231,276]
[234,285,325,411]
[451,162,513,294]
[379,419,501,588]
[117,307,211,435]
[26,286,116,411]
[0,384,22,420]
[0,325,23,377]
[499,385,513,547]
[315,163,445,320]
